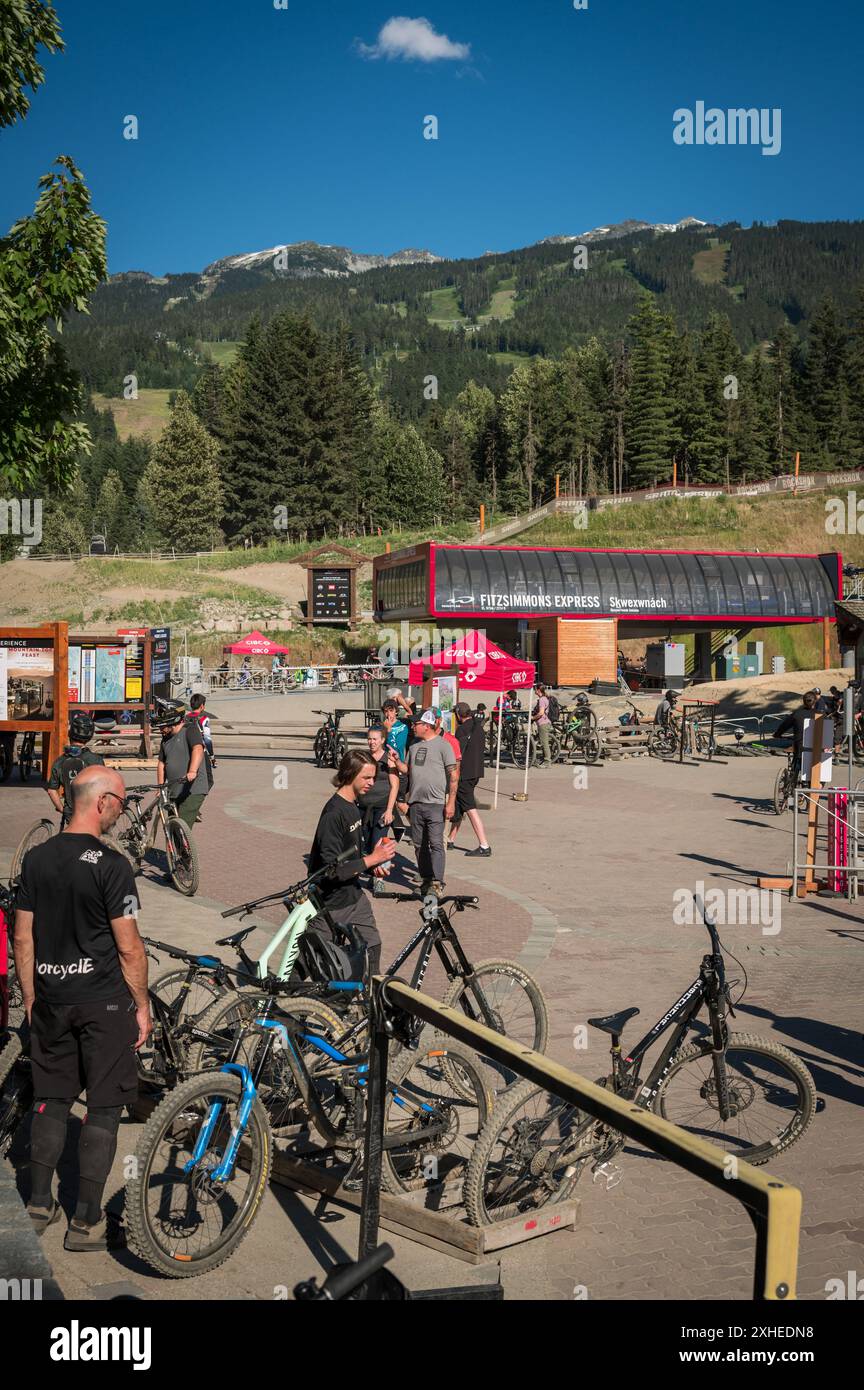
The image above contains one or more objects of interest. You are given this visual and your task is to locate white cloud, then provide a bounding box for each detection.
[356,16,471,63]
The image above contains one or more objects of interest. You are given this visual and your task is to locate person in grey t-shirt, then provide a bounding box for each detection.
[156,700,210,829]
[406,710,458,893]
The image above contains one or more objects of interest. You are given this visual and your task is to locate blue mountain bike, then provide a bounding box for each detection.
[125,973,490,1278]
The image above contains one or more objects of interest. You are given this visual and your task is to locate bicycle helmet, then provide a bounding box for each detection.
[68,711,95,744]
[575,692,590,706]
[153,697,187,728]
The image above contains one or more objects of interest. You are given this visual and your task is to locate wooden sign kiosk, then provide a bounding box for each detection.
[69,632,155,758]
[0,622,69,779]
[296,545,366,630]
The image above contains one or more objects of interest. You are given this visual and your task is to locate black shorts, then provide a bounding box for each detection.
[30,994,138,1107]
[455,777,478,816]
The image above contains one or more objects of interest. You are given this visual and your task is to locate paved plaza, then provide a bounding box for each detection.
[1,713,861,1302]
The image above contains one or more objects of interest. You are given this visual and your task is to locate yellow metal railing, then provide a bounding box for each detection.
[380,980,802,1300]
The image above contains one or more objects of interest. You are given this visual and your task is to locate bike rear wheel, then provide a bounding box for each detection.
[654,1032,817,1164]
[463,1080,595,1226]
[165,816,199,896]
[126,1072,271,1278]
[149,966,228,1028]
[313,729,328,766]
[381,1042,491,1198]
[10,819,55,880]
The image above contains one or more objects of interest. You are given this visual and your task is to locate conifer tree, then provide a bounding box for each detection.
[141,392,223,550]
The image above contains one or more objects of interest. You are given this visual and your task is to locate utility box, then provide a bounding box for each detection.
[719,654,742,679]
[739,654,760,677]
[646,641,685,689]
[746,641,764,675]
[772,655,786,675]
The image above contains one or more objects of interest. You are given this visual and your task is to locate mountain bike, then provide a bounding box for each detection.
[108,783,199,895]
[125,973,490,1277]
[312,709,349,768]
[1,880,24,1033]
[10,815,63,881]
[558,703,602,765]
[772,747,805,814]
[17,732,37,782]
[186,887,549,1100]
[463,897,817,1224]
[649,719,679,758]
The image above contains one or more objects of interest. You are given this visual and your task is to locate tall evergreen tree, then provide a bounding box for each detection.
[624,296,673,487]
[142,393,224,550]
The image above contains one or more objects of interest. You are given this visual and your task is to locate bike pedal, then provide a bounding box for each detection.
[592,1162,623,1191]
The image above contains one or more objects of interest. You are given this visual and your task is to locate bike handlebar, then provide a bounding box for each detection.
[375,892,479,909]
[220,849,356,918]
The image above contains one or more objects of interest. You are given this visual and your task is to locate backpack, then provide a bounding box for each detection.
[293,918,368,986]
[547,694,561,724]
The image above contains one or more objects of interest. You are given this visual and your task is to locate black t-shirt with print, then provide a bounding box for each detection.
[307,794,367,913]
[16,833,140,1005]
[456,717,485,781]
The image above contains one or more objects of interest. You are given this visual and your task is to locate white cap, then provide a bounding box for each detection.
[418,710,436,727]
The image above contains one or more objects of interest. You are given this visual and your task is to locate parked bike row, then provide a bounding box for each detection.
[0,865,817,1279]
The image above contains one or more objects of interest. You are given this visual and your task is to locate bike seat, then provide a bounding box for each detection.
[125,790,148,801]
[588,1007,640,1036]
[215,925,257,947]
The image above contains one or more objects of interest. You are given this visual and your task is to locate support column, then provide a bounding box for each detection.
[694,631,713,682]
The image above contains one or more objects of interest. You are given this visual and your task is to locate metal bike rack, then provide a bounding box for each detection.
[359,979,802,1302]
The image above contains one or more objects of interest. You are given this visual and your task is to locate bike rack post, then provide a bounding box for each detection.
[358,978,390,1260]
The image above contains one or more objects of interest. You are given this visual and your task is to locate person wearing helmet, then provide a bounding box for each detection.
[154,699,210,830]
[654,689,680,730]
[45,714,105,827]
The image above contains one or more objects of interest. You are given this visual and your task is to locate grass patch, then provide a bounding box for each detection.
[91,389,172,441]
[692,243,730,285]
[479,287,517,323]
[422,286,468,327]
[200,340,242,365]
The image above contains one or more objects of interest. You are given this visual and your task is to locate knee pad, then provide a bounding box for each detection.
[29,1098,73,1165]
[82,1105,123,1137]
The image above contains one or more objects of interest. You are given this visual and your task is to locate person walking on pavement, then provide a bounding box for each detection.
[406,710,458,897]
[307,749,397,972]
[447,702,491,857]
[775,689,819,784]
[532,683,553,767]
[155,698,210,832]
[13,765,150,1251]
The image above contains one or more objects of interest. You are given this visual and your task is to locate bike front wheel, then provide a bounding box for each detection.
[0,1029,32,1160]
[165,816,199,895]
[440,959,548,1095]
[463,1080,595,1226]
[654,1032,817,1164]
[772,767,791,814]
[126,1072,271,1278]
[10,819,55,880]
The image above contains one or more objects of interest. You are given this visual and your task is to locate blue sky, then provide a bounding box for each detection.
[1,0,861,273]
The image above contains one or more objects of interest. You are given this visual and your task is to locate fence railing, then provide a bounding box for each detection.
[358,979,802,1300]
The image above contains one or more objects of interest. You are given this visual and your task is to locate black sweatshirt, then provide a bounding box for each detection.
[307,793,367,912]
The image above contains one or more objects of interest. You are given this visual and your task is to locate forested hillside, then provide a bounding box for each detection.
[9,219,863,557]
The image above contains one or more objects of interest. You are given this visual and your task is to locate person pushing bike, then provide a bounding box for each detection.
[155,698,211,831]
[13,764,150,1251]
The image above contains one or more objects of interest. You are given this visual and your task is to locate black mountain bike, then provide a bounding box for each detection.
[464,898,817,1224]
[312,709,349,768]
[108,783,199,895]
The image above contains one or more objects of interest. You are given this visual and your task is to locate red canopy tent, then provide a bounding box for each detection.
[222,630,291,656]
[407,630,535,693]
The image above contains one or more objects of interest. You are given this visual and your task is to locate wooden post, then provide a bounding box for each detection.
[479,504,485,536]
[822,617,830,671]
[555,475,560,500]
[673,459,677,488]
[385,541,391,554]
[793,450,800,497]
